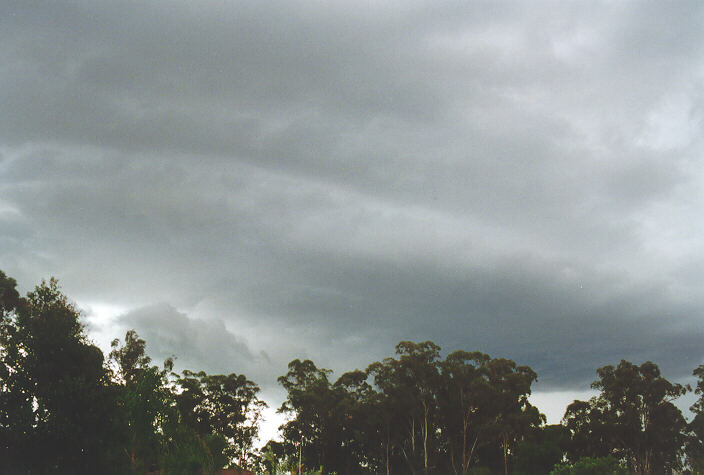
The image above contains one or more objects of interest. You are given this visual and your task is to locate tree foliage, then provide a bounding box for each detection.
[0,271,265,474]
[174,369,266,469]
[1,270,699,474]
[563,360,687,474]
[279,341,543,474]
[0,276,126,473]
[686,364,704,472]
[551,455,627,475]
[110,330,177,472]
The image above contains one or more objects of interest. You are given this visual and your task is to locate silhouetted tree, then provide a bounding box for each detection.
[110,330,175,473]
[278,359,347,474]
[175,369,266,469]
[686,365,704,471]
[513,424,569,474]
[564,360,687,474]
[0,276,126,473]
[436,350,492,474]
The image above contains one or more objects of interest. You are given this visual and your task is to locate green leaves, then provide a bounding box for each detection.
[1,275,127,473]
[279,341,543,474]
[551,455,627,475]
[1,271,265,473]
[564,360,688,473]
[5,268,702,473]
[0,270,19,316]
[174,369,266,469]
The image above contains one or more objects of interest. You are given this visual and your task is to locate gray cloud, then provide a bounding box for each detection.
[2,0,704,401]
[108,303,270,378]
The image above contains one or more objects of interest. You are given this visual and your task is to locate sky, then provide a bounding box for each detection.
[1,0,704,437]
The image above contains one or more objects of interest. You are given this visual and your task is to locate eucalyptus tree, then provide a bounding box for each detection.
[367,356,407,475]
[368,341,441,475]
[564,360,688,474]
[436,350,492,475]
[365,341,542,475]
[333,369,380,472]
[513,424,569,474]
[278,358,345,474]
[483,357,543,475]
[0,270,23,471]
[563,398,612,462]
[109,330,176,473]
[395,340,442,475]
[685,365,704,471]
[175,369,266,469]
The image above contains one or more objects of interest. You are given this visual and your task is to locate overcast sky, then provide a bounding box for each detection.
[1,0,704,429]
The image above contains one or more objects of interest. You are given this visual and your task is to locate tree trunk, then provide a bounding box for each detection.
[462,412,467,472]
[462,436,478,475]
[502,433,509,475]
[386,423,391,475]
[321,446,326,475]
[461,406,470,475]
[423,402,430,475]
[411,417,416,454]
[450,443,458,475]
[401,446,418,475]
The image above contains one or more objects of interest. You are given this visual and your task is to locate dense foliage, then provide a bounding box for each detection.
[1,270,703,474]
[0,271,265,474]
[551,456,628,475]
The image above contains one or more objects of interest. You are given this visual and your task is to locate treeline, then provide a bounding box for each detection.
[2,270,704,475]
[0,272,264,474]
[266,348,695,475]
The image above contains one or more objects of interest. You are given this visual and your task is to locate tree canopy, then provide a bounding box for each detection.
[0,269,698,474]
[563,360,688,475]
[0,271,265,474]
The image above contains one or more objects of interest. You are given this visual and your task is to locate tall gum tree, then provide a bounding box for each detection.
[484,357,543,475]
[437,350,492,475]
[109,330,175,472]
[564,360,688,475]
[367,341,442,475]
[687,365,704,471]
[278,358,342,474]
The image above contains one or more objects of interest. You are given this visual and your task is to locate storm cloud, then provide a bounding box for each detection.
[2,0,704,415]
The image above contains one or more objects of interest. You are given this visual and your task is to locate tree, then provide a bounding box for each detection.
[483,357,543,475]
[0,275,126,473]
[686,365,704,471]
[513,424,569,475]
[175,369,266,469]
[563,360,688,474]
[396,341,442,475]
[332,369,379,473]
[110,329,153,385]
[109,330,175,473]
[563,397,612,463]
[437,350,492,475]
[367,341,441,475]
[366,357,407,475]
[278,359,344,474]
[0,270,19,314]
[160,422,217,475]
[259,439,287,474]
[365,341,543,474]
[0,270,26,472]
[551,455,627,475]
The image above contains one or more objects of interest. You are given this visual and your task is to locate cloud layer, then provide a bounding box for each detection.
[2,1,704,397]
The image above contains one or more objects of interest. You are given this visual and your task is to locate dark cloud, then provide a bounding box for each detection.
[2,0,704,408]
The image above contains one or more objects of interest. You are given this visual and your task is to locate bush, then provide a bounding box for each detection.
[550,456,627,475]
